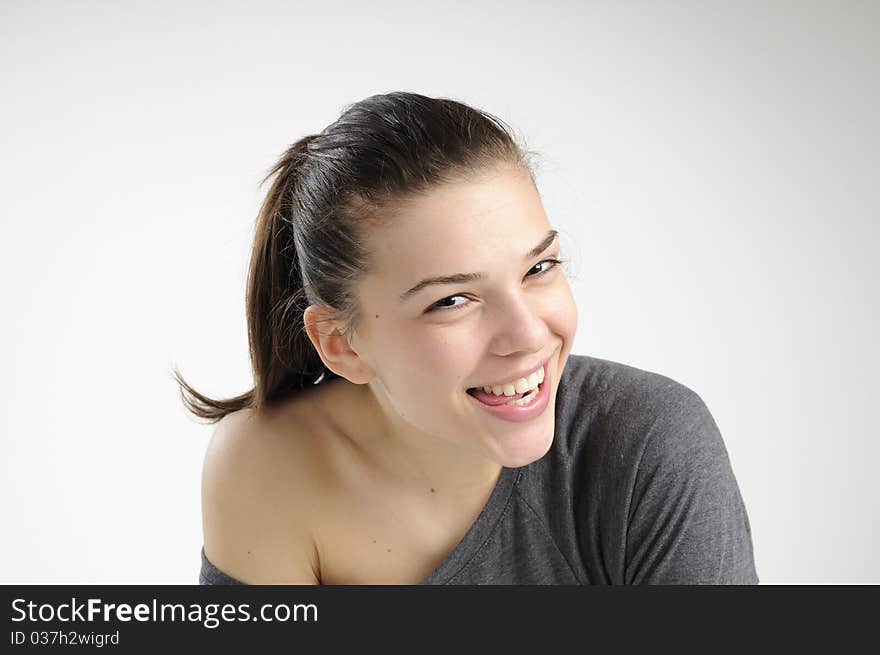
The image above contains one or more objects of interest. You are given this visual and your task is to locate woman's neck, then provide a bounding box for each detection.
[318,377,504,500]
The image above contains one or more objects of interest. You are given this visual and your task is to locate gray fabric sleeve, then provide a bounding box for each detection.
[199,547,246,585]
[623,388,759,584]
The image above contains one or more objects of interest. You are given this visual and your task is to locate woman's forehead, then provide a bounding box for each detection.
[371,168,548,265]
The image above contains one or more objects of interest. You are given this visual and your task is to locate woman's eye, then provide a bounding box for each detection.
[425,257,564,314]
[529,257,563,277]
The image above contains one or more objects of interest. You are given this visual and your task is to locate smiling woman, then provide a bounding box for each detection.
[174,91,759,585]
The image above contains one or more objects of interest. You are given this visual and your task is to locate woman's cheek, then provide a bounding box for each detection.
[551,280,578,340]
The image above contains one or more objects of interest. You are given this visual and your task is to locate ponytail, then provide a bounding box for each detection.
[247,136,329,409]
[173,136,328,421]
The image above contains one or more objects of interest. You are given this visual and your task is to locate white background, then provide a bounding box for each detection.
[1,0,877,584]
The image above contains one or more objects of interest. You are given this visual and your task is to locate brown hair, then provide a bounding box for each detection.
[172,91,540,423]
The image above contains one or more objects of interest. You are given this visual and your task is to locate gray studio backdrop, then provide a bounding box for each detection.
[1,0,877,583]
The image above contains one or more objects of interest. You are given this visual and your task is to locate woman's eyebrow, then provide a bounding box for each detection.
[398,229,558,302]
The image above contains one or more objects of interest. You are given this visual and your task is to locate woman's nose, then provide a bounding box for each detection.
[486,294,548,355]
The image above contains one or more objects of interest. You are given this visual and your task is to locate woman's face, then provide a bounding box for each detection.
[347,164,579,468]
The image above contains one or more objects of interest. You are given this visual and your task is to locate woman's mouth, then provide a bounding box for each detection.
[465,361,546,401]
[466,382,543,406]
[463,356,553,421]
[467,360,553,422]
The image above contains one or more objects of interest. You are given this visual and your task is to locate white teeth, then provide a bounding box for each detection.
[514,378,531,393]
[505,388,540,407]
[480,365,544,396]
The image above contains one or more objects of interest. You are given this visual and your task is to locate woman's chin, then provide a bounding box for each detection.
[491,427,555,468]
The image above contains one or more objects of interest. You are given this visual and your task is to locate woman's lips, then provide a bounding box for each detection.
[465,357,553,422]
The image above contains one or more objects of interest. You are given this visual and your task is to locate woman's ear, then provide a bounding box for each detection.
[303,304,375,384]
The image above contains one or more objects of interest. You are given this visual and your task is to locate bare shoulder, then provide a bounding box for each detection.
[201,395,332,584]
